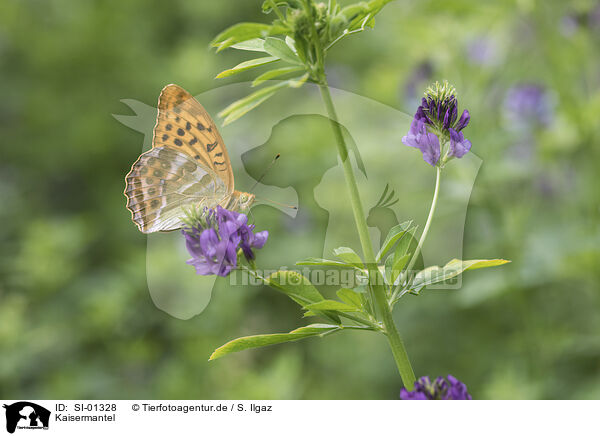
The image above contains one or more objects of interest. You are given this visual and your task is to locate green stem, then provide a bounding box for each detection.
[318,80,416,388]
[267,0,286,22]
[406,166,441,275]
[337,311,382,332]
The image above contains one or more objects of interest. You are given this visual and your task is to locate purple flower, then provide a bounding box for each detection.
[183,206,268,277]
[402,81,472,166]
[503,84,554,130]
[239,226,268,261]
[444,375,472,400]
[400,374,472,400]
[402,118,441,166]
[448,128,472,158]
[455,109,470,131]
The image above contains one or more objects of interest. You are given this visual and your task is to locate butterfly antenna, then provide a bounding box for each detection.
[250,153,280,191]
[256,196,298,210]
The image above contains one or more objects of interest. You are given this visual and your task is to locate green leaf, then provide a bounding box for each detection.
[411,258,511,293]
[263,37,302,64]
[265,270,325,306]
[376,220,413,262]
[339,4,368,23]
[383,254,395,283]
[218,75,307,125]
[394,225,423,272]
[285,36,296,53]
[209,323,340,360]
[257,270,340,324]
[218,81,289,125]
[336,288,363,309]
[215,56,279,78]
[230,38,266,52]
[221,93,277,126]
[305,299,359,312]
[393,225,416,257]
[212,22,288,52]
[296,257,356,268]
[389,253,410,285]
[252,66,304,86]
[288,72,309,88]
[333,247,364,269]
[340,0,392,31]
[261,0,302,13]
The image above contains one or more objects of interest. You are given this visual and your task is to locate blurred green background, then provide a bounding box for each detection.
[1,0,599,399]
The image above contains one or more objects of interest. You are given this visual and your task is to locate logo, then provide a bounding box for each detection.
[3,402,50,434]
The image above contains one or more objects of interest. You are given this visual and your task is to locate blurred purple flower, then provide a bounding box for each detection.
[562,5,600,35]
[503,84,554,130]
[400,375,472,400]
[560,14,579,37]
[183,206,268,277]
[404,61,434,105]
[589,4,600,32]
[402,81,471,166]
[466,37,500,66]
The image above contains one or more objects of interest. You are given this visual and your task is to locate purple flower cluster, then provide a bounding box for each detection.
[402,81,471,167]
[183,206,268,277]
[400,375,472,400]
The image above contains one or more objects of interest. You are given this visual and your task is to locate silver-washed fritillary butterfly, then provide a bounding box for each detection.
[124,84,255,233]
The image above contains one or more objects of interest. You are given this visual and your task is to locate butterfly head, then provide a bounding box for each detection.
[230,191,255,213]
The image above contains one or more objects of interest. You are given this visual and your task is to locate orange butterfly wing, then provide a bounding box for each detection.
[153,84,234,193]
[124,84,237,233]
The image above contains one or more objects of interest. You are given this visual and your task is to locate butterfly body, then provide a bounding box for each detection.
[124,84,255,234]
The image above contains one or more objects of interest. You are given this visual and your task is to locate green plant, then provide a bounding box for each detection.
[208,0,509,391]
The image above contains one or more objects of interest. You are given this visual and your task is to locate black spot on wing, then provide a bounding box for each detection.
[174,138,183,146]
[206,142,218,152]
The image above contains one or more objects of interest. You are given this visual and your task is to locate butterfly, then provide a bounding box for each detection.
[124,84,255,234]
